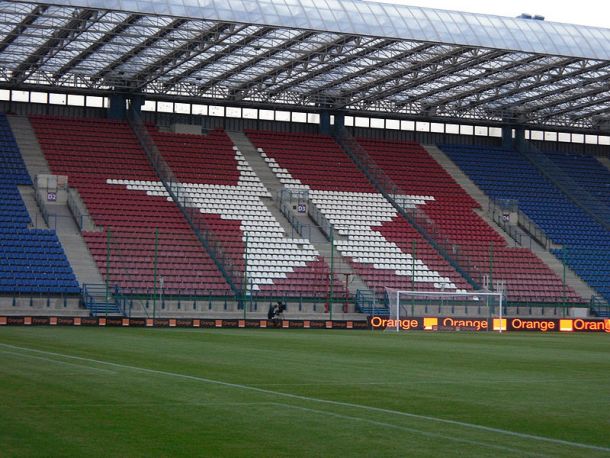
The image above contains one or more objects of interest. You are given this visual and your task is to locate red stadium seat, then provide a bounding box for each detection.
[30,115,231,295]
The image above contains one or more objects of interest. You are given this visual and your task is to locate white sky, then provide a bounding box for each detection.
[365,0,610,29]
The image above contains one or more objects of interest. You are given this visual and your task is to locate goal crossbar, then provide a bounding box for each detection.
[387,289,505,333]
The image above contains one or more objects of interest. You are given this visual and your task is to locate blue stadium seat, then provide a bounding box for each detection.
[0,113,80,295]
[543,151,610,209]
[441,144,610,302]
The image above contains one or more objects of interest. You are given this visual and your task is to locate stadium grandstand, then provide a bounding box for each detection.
[0,0,608,320]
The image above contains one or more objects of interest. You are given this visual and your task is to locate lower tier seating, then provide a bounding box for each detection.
[358,139,582,304]
[147,126,344,298]
[30,115,231,295]
[442,144,607,302]
[245,130,471,296]
[0,113,79,294]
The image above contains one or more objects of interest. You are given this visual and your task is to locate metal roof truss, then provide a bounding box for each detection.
[0,1,608,132]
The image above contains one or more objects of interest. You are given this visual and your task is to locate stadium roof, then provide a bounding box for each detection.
[1,0,609,132]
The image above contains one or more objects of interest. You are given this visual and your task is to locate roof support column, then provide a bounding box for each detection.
[501,126,512,149]
[320,110,331,135]
[502,115,525,150]
[514,126,526,151]
[108,94,145,120]
[129,94,145,117]
[108,94,127,120]
[320,110,345,135]
[334,112,345,131]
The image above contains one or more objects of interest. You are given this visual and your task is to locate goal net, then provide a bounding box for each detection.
[385,288,506,332]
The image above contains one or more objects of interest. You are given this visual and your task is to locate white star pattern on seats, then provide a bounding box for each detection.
[108,148,461,292]
[261,151,460,292]
[108,150,319,292]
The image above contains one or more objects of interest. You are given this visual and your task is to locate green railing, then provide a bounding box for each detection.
[307,199,333,239]
[488,197,553,249]
[335,127,481,290]
[127,110,242,298]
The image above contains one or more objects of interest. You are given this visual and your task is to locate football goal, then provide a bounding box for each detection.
[385,288,506,333]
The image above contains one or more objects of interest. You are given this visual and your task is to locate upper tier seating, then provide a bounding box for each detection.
[360,139,582,304]
[30,116,230,295]
[0,113,79,295]
[147,127,342,297]
[245,130,471,296]
[441,144,608,302]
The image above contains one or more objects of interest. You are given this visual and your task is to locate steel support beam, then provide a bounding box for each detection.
[397,54,540,107]
[451,57,584,112]
[537,95,610,120]
[232,35,362,97]
[10,8,97,84]
[490,72,609,115]
[570,104,610,121]
[55,13,142,77]
[520,84,610,118]
[199,30,317,96]
[299,41,429,100]
[378,49,508,107]
[0,1,607,134]
[163,25,273,89]
[0,4,48,54]
[339,47,471,108]
[92,18,188,82]
[131,22,235,87]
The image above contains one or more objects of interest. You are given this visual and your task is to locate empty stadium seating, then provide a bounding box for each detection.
[245,130,471,296]
[147,126,343,298]
[18,113,597,305]
[0,113,79,295]
[441,144,607,302]
[542,150,610,209]
[359,139,582,304]
[30,115,231,295]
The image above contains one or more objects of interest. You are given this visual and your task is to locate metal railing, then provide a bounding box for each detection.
[487,197,552,250]
[32,184,50,227]
[308,200,333,239]
[112,286,150,319]
[590,296,610,318]
[67,187,99,232]
[279,202,313,239]
[490,212,522,246]
[520,141,610,231]
[31,183,98,234]
[82,284,122,317]
[517,209,549,249]
[277,188,311,238]
[127,110,242,298]
[355,289,389,316]
[487,198,522,246]
[335,127,480,289]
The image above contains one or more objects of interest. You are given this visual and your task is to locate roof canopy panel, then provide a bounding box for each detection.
[41,0,610,60]
[1,0,609,132]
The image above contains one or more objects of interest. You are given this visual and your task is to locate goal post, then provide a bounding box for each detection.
[385,288,506,333]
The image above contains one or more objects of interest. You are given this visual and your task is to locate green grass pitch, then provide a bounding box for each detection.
[0,327,608,457]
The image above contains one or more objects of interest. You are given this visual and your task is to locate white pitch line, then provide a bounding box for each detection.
[0,342,608,454]
[250,377,609,387]
[15,401,273,410]
[0,348,116,374]
[271,402,551,457]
